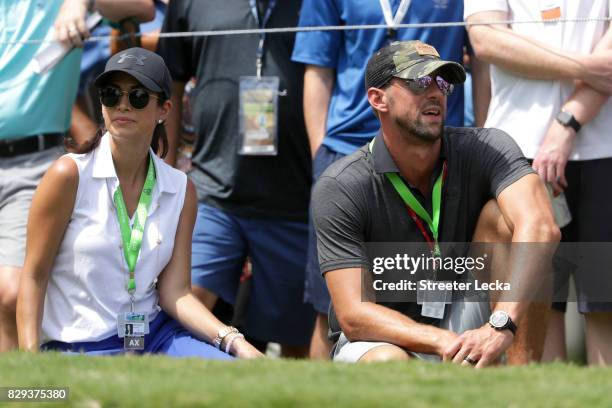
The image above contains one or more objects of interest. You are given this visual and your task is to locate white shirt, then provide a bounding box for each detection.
[42,133,187,343]
[465,0,612,160]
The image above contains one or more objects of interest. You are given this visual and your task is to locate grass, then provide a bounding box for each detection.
[1,352,611,407]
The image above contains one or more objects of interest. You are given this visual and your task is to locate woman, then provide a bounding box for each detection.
[16,47,262,359]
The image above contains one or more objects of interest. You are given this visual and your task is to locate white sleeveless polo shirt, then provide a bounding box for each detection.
[42,133,187,343]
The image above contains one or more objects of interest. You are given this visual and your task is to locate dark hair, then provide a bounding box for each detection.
[66,96,169,158]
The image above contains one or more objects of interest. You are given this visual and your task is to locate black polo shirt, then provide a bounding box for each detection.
[312,126,534,337]
[157,0,310,221]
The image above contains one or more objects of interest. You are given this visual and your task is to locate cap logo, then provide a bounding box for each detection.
[414,43,439,58]
[117,53,147,66]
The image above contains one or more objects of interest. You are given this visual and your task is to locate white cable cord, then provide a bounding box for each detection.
[3,17,611,46]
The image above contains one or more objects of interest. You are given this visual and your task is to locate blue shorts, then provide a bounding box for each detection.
[305,145,346,314]
[42,311,232,359]
[191,204,315,346]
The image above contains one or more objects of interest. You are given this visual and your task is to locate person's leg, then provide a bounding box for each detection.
[146,310,233,360]
[190,204,246,311]
[0,267,20,351]
[359,345,411,362]
[242,218,315,358]
[471,199,551,364]
[154,322,234,360]
[573,158,612,366]
[305,146,345,359]
[0,147,60,352]
[585,312,612,365]
[541,160,580,362]
[332,333,411,363]
[309,314,331,360]
[541,307,567,362]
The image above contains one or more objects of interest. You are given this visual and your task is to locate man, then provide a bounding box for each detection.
[312,41,560,365]
[157,0,315,357]
[291,0,476,358]
[465,0,612,365]
[0,0,155,352]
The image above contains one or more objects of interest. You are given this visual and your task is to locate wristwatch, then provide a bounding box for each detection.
[488,310,517,336]
[556,110,581,133]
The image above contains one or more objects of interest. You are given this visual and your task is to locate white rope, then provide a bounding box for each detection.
[3,17,611,46]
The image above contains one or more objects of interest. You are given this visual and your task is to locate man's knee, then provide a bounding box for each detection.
[0,267,20,315]
[358,344,411,363]
[473,199,513,243]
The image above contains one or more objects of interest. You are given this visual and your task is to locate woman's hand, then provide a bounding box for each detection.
[228,336,265,359]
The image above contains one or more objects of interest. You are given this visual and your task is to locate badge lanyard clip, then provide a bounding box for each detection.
[256,38,264,79]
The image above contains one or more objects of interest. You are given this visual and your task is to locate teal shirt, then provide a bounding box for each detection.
[0,0,82,140]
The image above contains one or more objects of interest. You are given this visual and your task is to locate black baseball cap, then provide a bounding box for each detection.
[365,40,466,90]
[94,47,172,99]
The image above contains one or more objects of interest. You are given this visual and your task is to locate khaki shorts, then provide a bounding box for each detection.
[0,146,62,267]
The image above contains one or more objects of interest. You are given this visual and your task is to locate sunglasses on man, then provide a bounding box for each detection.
[98,86,160,110]
[402,75,454,96]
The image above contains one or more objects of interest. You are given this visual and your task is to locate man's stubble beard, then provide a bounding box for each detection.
[395,114,443,143]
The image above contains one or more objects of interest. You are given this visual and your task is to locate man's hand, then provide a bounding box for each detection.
[578,51,612,94]
[532,120,576,196]
[443,325,514,368]
[434,330,460,358]
[55,0,90,47]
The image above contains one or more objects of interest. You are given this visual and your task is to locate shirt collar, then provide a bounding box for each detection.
[92,132,177,194]
[370,131,447,174]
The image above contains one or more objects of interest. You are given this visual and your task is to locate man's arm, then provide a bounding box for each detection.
[55,0,155,46]
[325,268,457,356]
[470,54,491,127]
[68,98,98,150]
[92,0,156,22]
[533,25,612,194]
[303,65,335,159]
[444,173,560,367]
[492,172,560,321]
[467,10,612,93]
[164,81,187,167]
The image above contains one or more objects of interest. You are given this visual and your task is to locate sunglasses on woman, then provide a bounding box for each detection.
[98,86,159,109]
[403,75,454,96]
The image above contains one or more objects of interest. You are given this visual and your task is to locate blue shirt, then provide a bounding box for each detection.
[291,0,467,155]
[0,0,82,140]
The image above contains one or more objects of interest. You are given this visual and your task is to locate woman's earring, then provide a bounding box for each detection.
[158,119,164,125]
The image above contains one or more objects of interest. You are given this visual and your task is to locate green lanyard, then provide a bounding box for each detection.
[369,139,445,256]
[113,155,156,295]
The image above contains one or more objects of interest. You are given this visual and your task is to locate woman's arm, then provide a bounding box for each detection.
[16,157,79,351]
[157,180,262,359]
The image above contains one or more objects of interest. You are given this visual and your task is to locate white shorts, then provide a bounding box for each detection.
[332,300,491,363]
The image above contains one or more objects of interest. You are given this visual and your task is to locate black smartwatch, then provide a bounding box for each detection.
[556,110,581,133]
[488,311,517,336]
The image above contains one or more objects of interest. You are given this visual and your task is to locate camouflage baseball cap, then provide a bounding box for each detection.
[365,40,466,90]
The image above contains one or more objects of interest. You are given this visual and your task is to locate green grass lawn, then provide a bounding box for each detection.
[1,352,611,407]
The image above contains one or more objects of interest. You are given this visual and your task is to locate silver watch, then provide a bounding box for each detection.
[488,310,517,336]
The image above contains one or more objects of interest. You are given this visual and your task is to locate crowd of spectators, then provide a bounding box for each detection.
[1,0,610,366]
